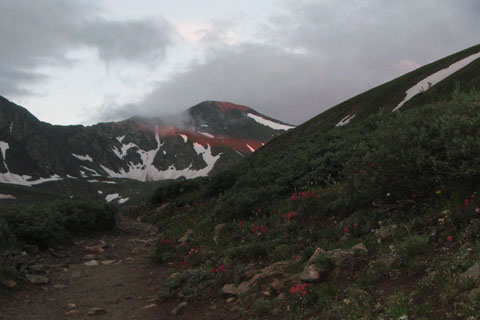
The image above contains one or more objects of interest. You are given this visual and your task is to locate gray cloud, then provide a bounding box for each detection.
[103,0,480,125]
[0,0,173,96]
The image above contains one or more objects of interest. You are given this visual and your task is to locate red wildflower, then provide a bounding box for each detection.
[343,227,350,233]
[465,199,470,207]
[290,283,308,294]
[447,236,453,243]
[354,223,359,229]
[260,225,268,233]
[239,221,244,227]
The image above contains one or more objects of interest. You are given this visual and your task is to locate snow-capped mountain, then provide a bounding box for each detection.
[0,98,293,202]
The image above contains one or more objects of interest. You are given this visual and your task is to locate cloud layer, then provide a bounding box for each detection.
[0,0,172,96]
[103,0,480,124]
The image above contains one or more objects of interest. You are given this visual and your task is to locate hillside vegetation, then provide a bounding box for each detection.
[141,89,480,319]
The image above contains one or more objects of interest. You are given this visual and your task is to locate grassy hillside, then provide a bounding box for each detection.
[138,44,480,318]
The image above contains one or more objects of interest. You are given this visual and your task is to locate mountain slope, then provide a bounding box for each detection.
[0,99,293,203]
[139,44,480,318]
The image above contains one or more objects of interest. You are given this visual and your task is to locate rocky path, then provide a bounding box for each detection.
[0,214,172,319]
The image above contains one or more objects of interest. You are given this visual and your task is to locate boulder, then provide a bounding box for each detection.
[299,264,322,282]
[308,248,326,264]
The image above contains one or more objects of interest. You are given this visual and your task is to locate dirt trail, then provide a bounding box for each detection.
[0,214,172,319]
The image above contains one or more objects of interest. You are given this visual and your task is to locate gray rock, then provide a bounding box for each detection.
[26,274,49,284]
[29,264,45,274]
[352,243,368,253]
[178,229,194,244]
[171,301,188,315]
[84,260,99,267]
[0,278,17,288]
[308,248,326,264]
[222,284,238,296]
[299,264,322,282]
[328,249,354,266]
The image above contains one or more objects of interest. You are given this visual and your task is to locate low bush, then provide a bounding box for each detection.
[0,199,117,250]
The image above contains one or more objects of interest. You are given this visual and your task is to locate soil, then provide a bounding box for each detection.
[0,214,231,320]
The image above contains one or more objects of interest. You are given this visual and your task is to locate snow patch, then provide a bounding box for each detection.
[66,175,77,179]
[393,51,480,112]
[80,166,101,177]
[113,142,138,159]
[0,173,62,187]
[336,114,356,127]
[198,131,214,138]
[179,134,188,143]
[105,193,119,203]
[118,197,129,204]
[9,123,13,133]
[0,141,62,186]
[98,190,103,194]
[101,131,221,181]
[116,135,125,143]
[247,113,295,130]
[0,194,16,200]
[200,124,209,127]
[72,153,93,162]
[163,150,167,155]
[246,144,255,152]
[0,141,9,162]
[87,179,100,183]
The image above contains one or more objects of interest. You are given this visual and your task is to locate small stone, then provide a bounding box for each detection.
[101,260,116,265]
[65,310,78,315]
[67,303,77,309]
[29,264,45,274]
[0,278,17,288]
[53,284,68,289]
[226,298,235,303]
[88,308,106,316]
[84,260,99,267]
[85,246,104,253]
[143,304,157,309]
[46,297,56,302]
[352,243,368,253]
[221,284,238,296]
[208,304,217,311]
[26,274,49,284]
[72,272,82,278]
[125,257,135,262]
[84,254,95,260]
[171,301,188,316]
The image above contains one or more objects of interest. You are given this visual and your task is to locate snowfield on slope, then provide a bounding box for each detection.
[101,132,221,181]
[0,141,63,186]
[393,51,480,111]
[336,114,356,127]
[247,113,295,130]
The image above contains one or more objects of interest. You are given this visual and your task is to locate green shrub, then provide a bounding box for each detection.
[251,297,272,317]
[0,199,117,250]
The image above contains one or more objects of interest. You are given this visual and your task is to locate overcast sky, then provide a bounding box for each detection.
[1,0,480,125]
